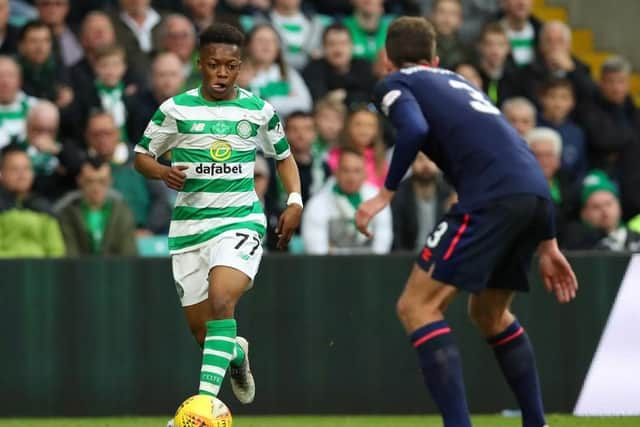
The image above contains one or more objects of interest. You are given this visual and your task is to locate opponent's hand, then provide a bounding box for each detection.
[161,165,188,191]
[355,192,392,238]
[276,204,302,250]
[538,241,578,303]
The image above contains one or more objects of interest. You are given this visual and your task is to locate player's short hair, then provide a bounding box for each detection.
[501,97,536,117]
[386,17,437,67]
[479,22,508,42]
[94,44,126,62]
[284,110,314,127]
[322,22,351,44]
[18,20,51,42]
[199,23,245,50]
[601,55,632,76]
[525,127,563,158]
[538,78,574,97]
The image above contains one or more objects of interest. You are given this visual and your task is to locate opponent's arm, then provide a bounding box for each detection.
[275,155,303,250]
[537,238,578,303]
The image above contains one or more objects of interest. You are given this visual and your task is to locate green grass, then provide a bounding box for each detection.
[0,415,639,427]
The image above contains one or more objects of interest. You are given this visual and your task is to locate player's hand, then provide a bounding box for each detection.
[161,165,188,191]
[538,240,578,303]
[355,191,393,238]
[276,204,302,250]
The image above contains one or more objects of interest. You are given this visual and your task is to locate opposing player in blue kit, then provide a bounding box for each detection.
[356,17,578,427]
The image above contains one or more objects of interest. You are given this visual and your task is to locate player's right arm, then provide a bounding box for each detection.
[133,103,188,191]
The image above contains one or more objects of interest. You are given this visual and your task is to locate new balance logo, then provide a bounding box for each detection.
[191,122,205,132]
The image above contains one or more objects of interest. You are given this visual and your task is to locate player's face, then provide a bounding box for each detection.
[285,117,316,154]
[19,28,52,65]
[600,71,629,106]
[432,0,462,36]
[198,43,242,101]
[0,152,34,195]
[480,33,509,66]
[336,153,366,194]
[582,190,621,233]
[86,115,119,158]
[505,106,534,136]
[541,87,574,123]
[0,60,20,104]
[324,30,352,69]
[529,140,560,180]
[95,54,127,87]
[348,111,378,149]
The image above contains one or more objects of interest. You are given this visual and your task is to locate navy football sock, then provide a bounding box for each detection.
[488,320,546,427]
[410,320,472,427]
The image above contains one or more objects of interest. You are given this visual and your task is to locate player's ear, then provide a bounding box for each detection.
[432,56,440,68]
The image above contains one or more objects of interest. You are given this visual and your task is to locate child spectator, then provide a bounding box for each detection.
[342,0,393,62]
[429,0,469,70]
[537,78,587,184]
[501,96,536,137]
[313,96,346,161]
[239,23,312,117]
[327,106,388,189]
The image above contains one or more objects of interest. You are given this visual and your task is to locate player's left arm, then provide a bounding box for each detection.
[356,80,430,237]
[259,103,303,249]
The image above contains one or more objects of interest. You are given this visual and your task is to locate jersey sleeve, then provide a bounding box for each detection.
[258,101,291,161]
[134,101,179,158]
[374,77,430,191]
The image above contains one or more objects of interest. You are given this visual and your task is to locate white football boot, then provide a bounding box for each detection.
[166,419,174,427]
[229,336,255,404]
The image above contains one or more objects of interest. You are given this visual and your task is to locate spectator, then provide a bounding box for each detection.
[183,0,241,34]
[520,20,594,104]
[111,0,166,77]
[343,0,393,62]
[254,153,282,250]
[302,148,392,254]
[313,95,346,160]
[563,170,640,252]
[161,14,199,89]
[391,152,453,251]
[16,100,84,200]
[240,23,312,117]
[475,22,520,106]
[218,0,270,17]
[576,56,640,221]
[420,0,500,44]
[498,0,541,67]
[57,158,138,255]
[16,20,73,108]
[0,0,20,54]
[454,62,483,89]
[0,56,39,149]
[327,106,388,188]
[525,127,579,242]
[267,0,331,70]
[429,0,470,70]
[302,23,375,106]
[501,96,535,136]
[285,111,327,202]
[127,52,185,143]
[0,146,65,257]
[537,78,587,183]
[85,111,171,234]
[35,0,83,67]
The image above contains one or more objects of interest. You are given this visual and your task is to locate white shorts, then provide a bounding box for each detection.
[171,229,264,307]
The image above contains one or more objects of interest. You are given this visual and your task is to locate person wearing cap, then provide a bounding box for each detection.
[562,169,640,251]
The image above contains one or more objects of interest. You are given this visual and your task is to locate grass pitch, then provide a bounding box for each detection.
[0,415,639,427]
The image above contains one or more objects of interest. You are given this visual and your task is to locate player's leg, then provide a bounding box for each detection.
[469,282,546,426]
[396,264,472,427]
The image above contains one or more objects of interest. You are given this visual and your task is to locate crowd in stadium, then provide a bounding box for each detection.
[0,0,638,256]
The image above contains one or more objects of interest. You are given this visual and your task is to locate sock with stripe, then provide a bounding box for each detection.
[488,320,546,427]
[410,320,472,427]
[199,319,237,396]
[230,340,245,367]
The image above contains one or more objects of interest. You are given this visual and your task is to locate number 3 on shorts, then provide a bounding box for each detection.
[427,221,448,248]
[234,232,261,256]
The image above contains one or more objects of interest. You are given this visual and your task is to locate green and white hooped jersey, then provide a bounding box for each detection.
[134,87,291,254]
[0,91,39,149]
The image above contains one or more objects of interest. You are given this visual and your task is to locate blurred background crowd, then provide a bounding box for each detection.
[0,0,638,257]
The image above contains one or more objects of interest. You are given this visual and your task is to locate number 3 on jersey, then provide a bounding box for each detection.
[449,79,501,115]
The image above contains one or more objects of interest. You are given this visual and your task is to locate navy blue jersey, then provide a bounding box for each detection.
[374,66,551,209]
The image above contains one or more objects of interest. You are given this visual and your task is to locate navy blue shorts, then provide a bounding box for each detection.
[416,194,553,293]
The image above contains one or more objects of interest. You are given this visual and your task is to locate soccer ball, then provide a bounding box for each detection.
[173,394,232,427]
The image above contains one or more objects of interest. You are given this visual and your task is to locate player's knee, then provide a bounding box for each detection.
[208,293,236,319]
[468,304,509,335]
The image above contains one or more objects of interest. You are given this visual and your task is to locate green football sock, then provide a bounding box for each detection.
[231,341,246,367]
[199,319,236,396]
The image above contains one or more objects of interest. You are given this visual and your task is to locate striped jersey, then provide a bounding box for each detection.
[0,91,39,149]
[134,86,291,254]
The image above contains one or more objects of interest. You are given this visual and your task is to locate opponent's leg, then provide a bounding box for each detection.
[198,266,249,397]
[469,289,546,427]
[397,264,472,427]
